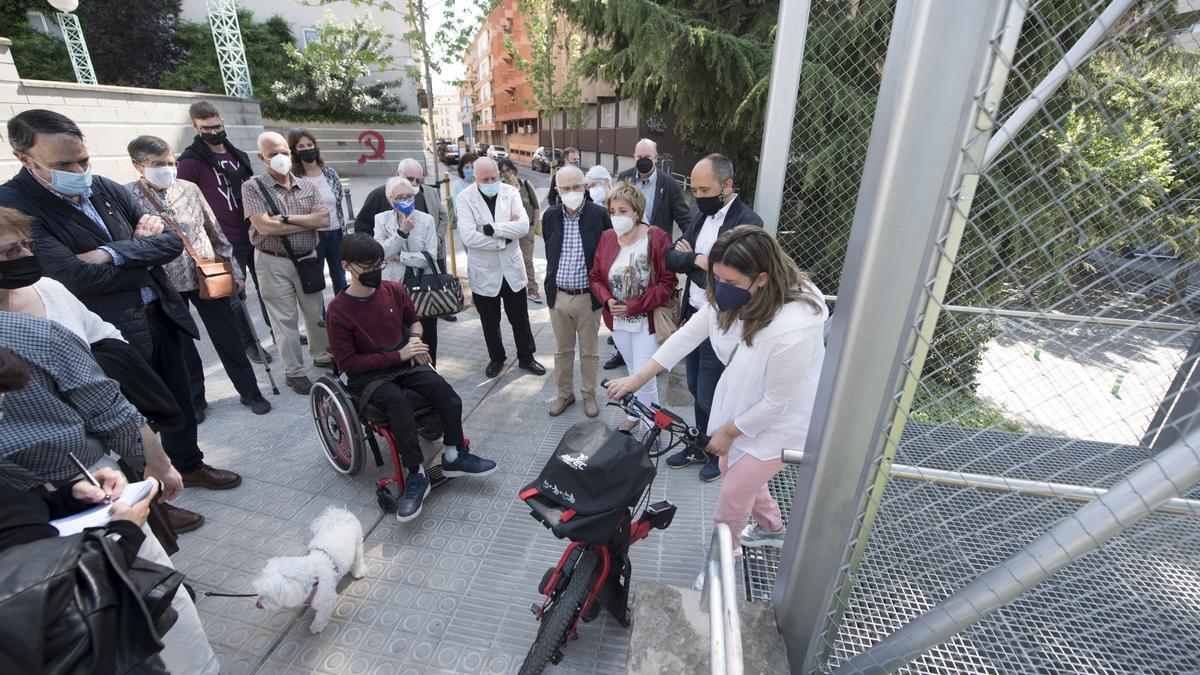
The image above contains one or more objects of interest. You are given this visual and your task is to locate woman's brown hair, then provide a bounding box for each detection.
[286,128,323,173]
[604,183,646,223]
[0,206,33,240]
[705,225,823,346]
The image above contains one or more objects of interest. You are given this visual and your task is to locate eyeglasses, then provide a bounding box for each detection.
[1,239,34,260]
[197,123,224,133]
[558,184,586,193]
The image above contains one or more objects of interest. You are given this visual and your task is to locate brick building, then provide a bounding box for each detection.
[463,0,540,158]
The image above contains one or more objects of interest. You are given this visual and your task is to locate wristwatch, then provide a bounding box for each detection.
[282,214,291,224]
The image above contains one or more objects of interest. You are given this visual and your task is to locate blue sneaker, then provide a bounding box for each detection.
[396,472,430,523]
[667,448,707,469]
[699,456,722,482]
[441,451,497,478]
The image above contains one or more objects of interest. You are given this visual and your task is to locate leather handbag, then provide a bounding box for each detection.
[405,251,465,317]
[137,182,235,300]
[252,177,326,294]
[648,242,681,343]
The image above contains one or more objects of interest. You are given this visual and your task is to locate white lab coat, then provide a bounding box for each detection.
[455,182,530,297]
[652,288,828,467]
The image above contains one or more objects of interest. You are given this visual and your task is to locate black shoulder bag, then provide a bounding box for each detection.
[253,177,327,294]
[405,251,465,317]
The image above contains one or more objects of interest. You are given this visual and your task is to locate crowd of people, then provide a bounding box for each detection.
[0,98,828,671]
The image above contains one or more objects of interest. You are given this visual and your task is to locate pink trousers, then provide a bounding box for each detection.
[713,453,785,550]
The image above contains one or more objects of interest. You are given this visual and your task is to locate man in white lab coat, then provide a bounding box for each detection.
[455,157,546,379]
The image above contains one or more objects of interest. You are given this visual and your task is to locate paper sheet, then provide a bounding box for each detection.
[50,480,155,536]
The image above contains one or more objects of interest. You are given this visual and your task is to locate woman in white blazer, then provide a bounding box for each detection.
[375,176,442,364]
[606,225,828,555]
[454,157,545,378]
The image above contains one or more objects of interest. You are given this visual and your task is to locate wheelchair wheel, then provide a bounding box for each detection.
[310,376,365,476]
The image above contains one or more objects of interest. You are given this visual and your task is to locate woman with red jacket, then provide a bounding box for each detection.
[588,182,676,447]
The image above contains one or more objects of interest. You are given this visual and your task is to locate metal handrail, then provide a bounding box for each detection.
[702,524,744,675]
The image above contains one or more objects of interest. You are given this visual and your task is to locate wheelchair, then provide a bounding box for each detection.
[310,372,454,515]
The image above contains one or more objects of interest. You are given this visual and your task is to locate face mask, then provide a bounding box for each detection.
[143,165,176,190]
[561,192,585,211]
[297,148,319,163]
[589,187,607,204]
[611,215,635,236]
[463,168,475,181]
[200,130,227,146]
[714,280,753,313]
[478,182,499,198]
[695,188,729,218]
[0,255,43,289]
[636,157,654,175]
[357,267,383,289]
[394,198,415,215]
[32,158,93,197]
[268,153,292,175]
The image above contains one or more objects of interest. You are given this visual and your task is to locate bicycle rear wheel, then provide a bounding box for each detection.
[519,549,600,675]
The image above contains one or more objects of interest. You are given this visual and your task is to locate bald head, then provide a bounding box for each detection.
[634,138,657,177]
[257,131,291,177]
[555,164,584,185]
[473,156,499,183]
[690,154,734,202]
[257,131,286,153]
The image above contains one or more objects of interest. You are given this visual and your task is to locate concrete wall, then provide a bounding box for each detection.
[263,120,425,178]
[0,38,263,183]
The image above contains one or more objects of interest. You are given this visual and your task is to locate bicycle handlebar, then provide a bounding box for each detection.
[601,379,710,451]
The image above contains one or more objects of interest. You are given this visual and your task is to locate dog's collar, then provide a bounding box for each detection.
[311,546,342,577]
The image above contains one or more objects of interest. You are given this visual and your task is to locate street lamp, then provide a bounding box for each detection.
[47,0,97,85]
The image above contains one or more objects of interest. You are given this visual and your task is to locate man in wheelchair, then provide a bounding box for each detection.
[326,234,497,521]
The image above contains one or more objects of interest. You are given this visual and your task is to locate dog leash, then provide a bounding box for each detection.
[202,590,257,598]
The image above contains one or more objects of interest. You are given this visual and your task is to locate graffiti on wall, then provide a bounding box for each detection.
[357,130,386,164]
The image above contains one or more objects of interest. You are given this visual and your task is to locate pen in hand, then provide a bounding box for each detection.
[67,452,112,504]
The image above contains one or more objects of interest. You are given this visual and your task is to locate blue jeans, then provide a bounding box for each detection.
[317,229,348,294]
[684,337,724,463]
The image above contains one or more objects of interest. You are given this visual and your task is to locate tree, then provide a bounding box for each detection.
[71,0,187,88]
[269,12,406,117]
[0,0,87,82]
[505,0,583,172]
[159,10,294,97]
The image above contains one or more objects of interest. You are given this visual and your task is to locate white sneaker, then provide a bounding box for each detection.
[740,522,786,548]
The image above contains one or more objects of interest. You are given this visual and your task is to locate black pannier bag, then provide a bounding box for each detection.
[521,421,656,543]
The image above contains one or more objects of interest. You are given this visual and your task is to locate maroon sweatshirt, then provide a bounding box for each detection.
[326,281,420,375]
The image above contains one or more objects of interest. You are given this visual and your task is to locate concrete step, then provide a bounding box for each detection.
[626,581,789,674]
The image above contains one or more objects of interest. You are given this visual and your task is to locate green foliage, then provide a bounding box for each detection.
[260,110,424,125]
[269,12,406,117]
[911,378,1024,433]
[74,0,186,88]
[160,11,294,97]
[0,0,73,81]
[505,0,584,151]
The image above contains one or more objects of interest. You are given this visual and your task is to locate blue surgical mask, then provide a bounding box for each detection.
[30,157,93,197]
[463,168,475,181]
[478,182,499,198]
[714,280,753,313]
[394,198,415,215]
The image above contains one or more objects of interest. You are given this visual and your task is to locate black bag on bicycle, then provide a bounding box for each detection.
[252,176,326,294]
[404,252,464,317]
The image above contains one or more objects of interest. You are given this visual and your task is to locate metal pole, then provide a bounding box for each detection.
[768,2,1018,671]
[1143,334,1200,450]
[413,0,441,190]
[837,427,1200,673]
[206,0,253,99]
[982,0,1137,168]
[701,524,743,675]
[55,12,96,85]
[752,0,812,236]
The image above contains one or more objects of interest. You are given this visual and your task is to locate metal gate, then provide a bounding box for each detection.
[753,0,1200,672]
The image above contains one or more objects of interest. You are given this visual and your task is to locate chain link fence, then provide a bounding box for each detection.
[762,0,1200,672]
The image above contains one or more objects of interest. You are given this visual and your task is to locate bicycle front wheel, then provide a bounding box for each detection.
[519,549,600,675]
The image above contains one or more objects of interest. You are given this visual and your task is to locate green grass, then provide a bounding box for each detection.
[910,380,1024,433]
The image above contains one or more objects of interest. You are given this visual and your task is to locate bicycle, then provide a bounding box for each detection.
[516,380,709,674]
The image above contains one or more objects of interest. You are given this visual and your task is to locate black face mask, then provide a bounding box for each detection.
[0,255,43,289]
[297,148,320,163]
[200,130,227,146]
[695,188,730,218]
[635,157,654,175]
[358,268,383,289]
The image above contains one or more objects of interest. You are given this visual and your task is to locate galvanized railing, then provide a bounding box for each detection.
[702,524,743,675]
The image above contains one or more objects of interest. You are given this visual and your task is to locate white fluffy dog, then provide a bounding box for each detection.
[252,506,366,633]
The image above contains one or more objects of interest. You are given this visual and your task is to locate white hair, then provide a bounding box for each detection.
[634,138,658,155]
[555,164,584,184]
[385,175,414,198]
[396,158,424,176]
[257,131,286,151]
[585,165,612,184]
[472,156,498,174]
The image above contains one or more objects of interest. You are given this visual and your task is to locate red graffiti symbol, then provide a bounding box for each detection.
[357,130,386,164]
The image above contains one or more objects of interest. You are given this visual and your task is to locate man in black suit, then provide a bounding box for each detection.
[663,153,763,482]
[0,110,242,506]
[541,164,611,418]
[616,138,691,237]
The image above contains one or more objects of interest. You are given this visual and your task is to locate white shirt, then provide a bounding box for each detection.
[34,277,125,344]
[374,209,438,283]
[688,198,735,310]
[302,175,339,231]
[653,286,828,466]
[607,232,651,334]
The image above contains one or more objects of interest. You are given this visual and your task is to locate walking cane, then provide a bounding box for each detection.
[237,293,280,395]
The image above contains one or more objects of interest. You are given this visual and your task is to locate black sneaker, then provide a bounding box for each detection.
[666,448,707,469]
[240,395,272,415]
[443,314,458,322]
[699,458,722,482]
[485,360,505,379]
[603,352,625,370]
[396,471,431,523]
[441,451,497,478]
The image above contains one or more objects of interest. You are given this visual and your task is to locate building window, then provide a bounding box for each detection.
[26,11,51,34]
[618,99,639,128]
[582,104,598,130]
[302,27,320,46]
[600,102,617,129]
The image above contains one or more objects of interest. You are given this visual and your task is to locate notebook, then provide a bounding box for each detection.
[50,479,156,536]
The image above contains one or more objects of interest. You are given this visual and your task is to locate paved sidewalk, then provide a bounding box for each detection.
[174,244,724,674]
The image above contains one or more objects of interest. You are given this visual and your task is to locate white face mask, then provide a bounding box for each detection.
[611,215,636,236]
[589,186,607,204]
[268,153,292,175]
[561,191,585,211]
[144,165,176,190]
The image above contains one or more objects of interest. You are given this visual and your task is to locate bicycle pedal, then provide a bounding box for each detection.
[529,602,541,616]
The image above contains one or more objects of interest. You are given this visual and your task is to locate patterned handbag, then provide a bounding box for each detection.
[405,252,465,317]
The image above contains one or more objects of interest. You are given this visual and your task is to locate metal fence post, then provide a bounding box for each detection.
[752,0,812,236]
[768,1,1017,670]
